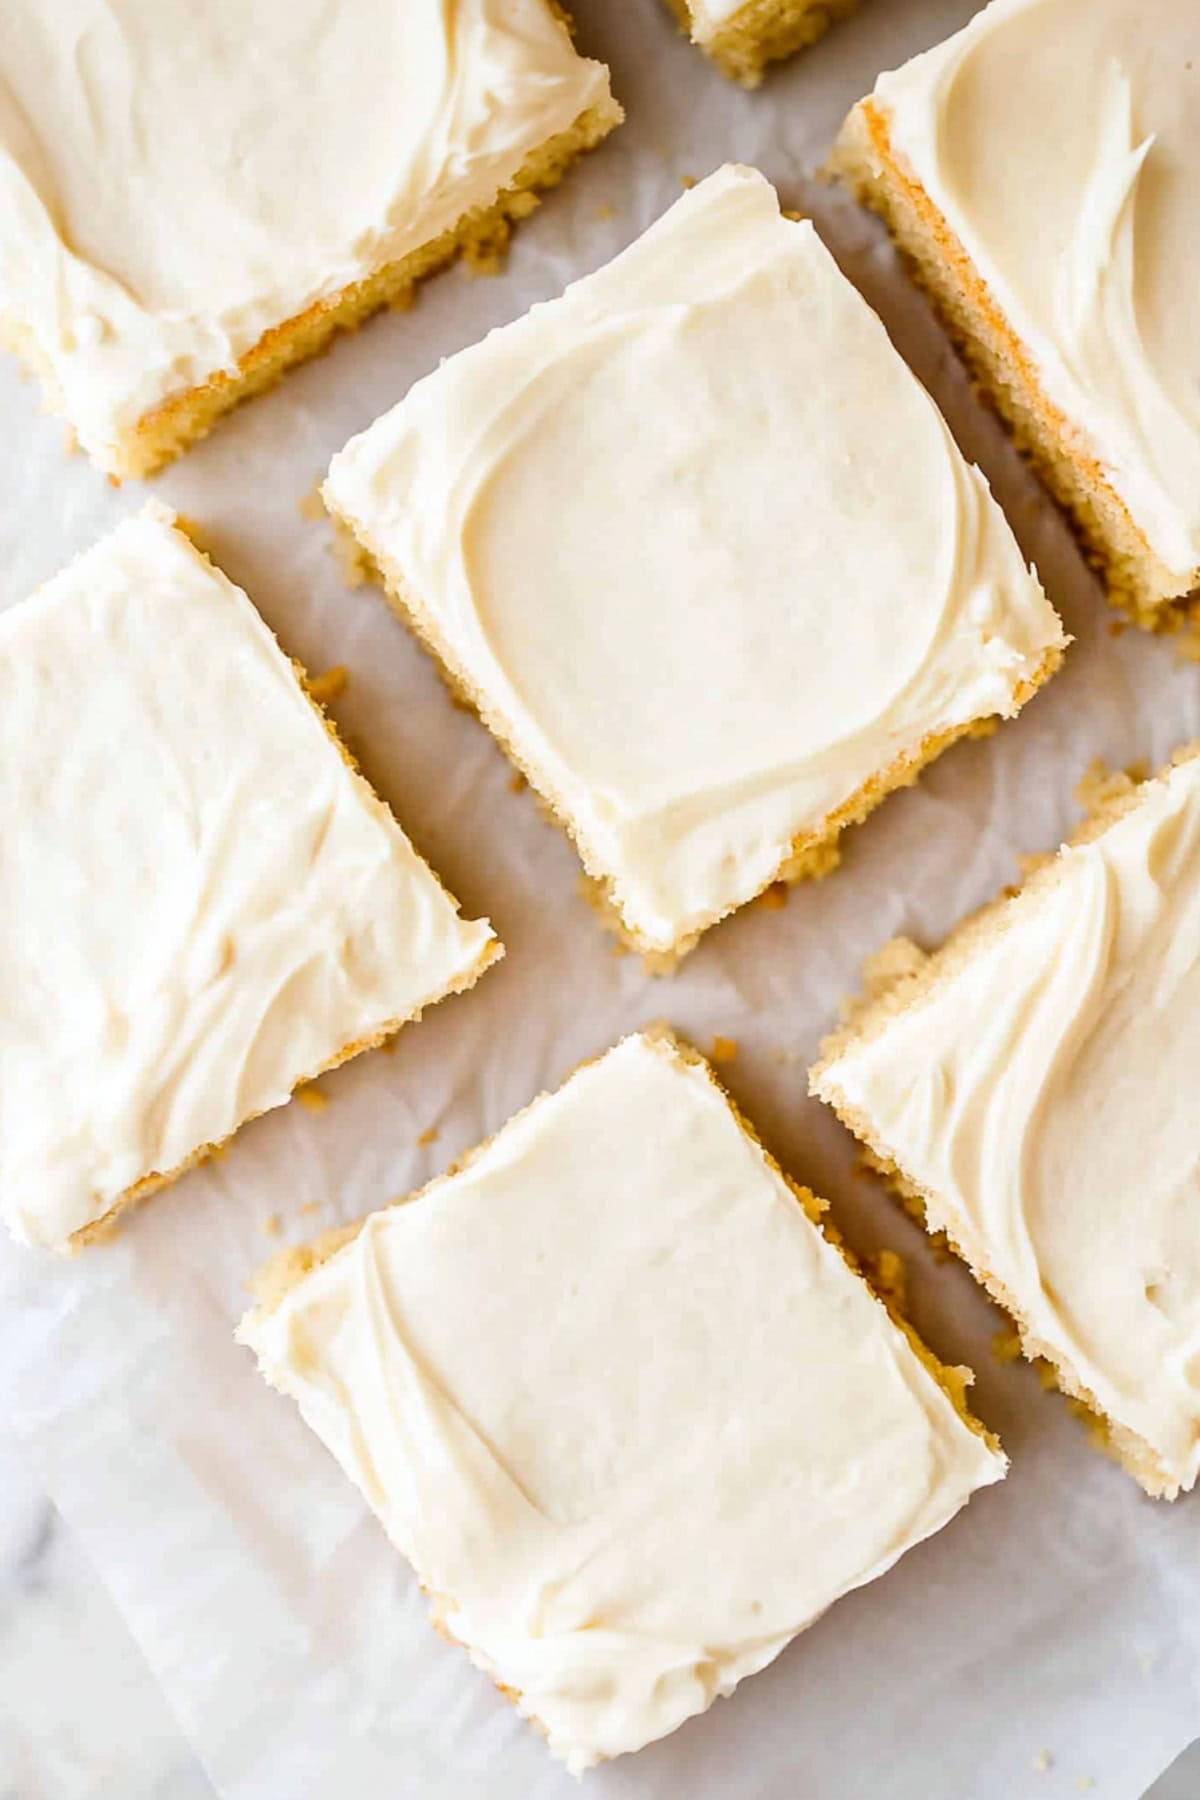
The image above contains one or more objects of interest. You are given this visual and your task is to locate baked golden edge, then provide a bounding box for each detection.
[1,100,622,481]
[830,99,1200,631]
[323,499,1062,972]
[810,742,1200,1499]
[665,0,860,87]
[70,517,503,1251]
[240,1021,1002,1764]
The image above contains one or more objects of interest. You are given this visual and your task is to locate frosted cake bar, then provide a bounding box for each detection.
[813,748,1200,1497]
[0,0,620,476]
[324,164,1065,965]
[832,0,1200,626]
[240,1028,1004,1772]
[0,506,498,1250]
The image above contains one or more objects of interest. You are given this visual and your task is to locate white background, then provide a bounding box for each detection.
[2,2,1199,1796]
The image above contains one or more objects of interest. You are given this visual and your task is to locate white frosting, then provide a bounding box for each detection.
[0,507,497,1251]
[0,0,615,467]
[870,0,1200,580]
[688,0,759,33]
[814,755,1200,1495]
[325,165,1064,955]
[241,1032,1003,1771]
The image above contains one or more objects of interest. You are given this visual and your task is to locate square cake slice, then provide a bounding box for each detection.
[831,0,1200,628]
[0,0,620,477]
[239,1028,1003,1772]
[812,748,1200,1498]
[0,505,499,1251]
[324,163,1065,967]
[663,0,860,87]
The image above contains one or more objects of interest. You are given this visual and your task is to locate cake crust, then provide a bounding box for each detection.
[831,97,1199,630]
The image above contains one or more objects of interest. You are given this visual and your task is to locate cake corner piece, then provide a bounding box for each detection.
[811,743,1200,1499]
[240,1023,1003,1771]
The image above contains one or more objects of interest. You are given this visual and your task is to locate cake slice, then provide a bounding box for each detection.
[239,1028,1004,1773]
[0,0,620,477]
[663,0,860,86]
[324,164,1065,967]
[831,0,1200,628]
[812,747,1200,1498]
[0,505,499,1251]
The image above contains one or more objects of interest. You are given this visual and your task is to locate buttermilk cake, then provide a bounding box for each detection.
[323,164,1066,967]
[663,0,860,86]
[0,505,499,1251]
[812,747,1200,1498]
[832,0,1200,628]
[0,0,621,478]
[239,1028,1004,1773]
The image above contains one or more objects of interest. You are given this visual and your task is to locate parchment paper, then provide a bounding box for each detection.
[3,2,1200,1794]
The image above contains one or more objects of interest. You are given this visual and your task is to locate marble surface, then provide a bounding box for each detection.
[0,1448,211,1800]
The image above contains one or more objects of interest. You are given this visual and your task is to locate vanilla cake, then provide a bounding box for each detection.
[0,0,620,479]
[812,748,1200,1498]
[324,164,1066,966]
[0,507,499,1251]
[239,1028,1004,1772]
[664,0,860,86]
[832,0,1200,628]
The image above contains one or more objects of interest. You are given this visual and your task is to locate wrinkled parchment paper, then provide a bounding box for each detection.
[4,2,1200,1794]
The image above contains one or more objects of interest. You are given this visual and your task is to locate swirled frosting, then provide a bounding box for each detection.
[0,506,497,1250]
[869,0,1200,580]
[325,164,1064,955]
[240,1031,1004,1772]
[0,0,616,466]
[814,753,1200,1494]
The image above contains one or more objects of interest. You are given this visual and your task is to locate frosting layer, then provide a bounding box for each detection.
[0,507,496,1250]
[326,164,1063,954]
[814,754,1200,1494]
[241,1032,1003,1773]
[870,0,1200,580]
[0,0,614,463]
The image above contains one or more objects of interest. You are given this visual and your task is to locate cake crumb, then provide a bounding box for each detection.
[755,882,789,912]
[1177,624,1200,665]
[867,1248,907,1311]
[509,770,528,794]
[417,1126,439,1148]
[595,201,615,221]
[64,425,80,457]
[993,1327,1023,1365]
[681,174,698,190]
[1032,1749,1052,1772]
[263,1212,282,1239]
[299,1200,323,1217]
[711,1036,738,1065]
[308,665,349,707]
[296,1082,329,1113]
[328,513,373,589]
[1108,618,1126,637]
[298,483,325,522]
